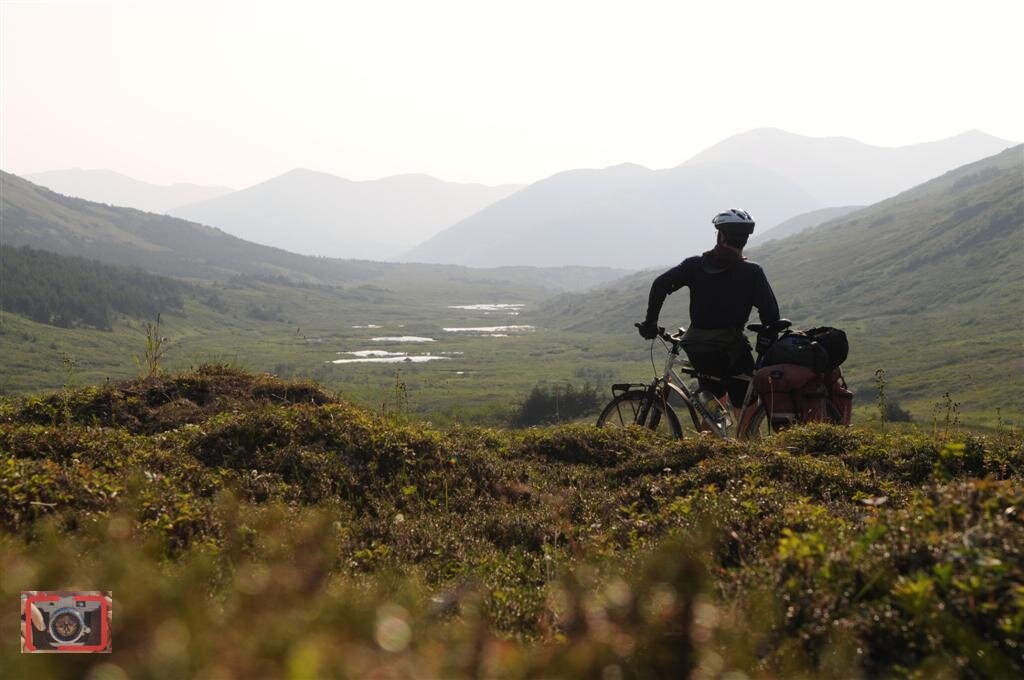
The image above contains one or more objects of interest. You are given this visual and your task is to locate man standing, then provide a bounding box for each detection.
[636,209,780,412]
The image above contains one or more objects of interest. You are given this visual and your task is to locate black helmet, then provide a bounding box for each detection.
[712,209,755,235]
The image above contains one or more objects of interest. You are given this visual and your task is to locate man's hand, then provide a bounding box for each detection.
[20,591,44,652]
[637,320,660,340]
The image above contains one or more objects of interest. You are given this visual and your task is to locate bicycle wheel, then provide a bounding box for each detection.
[596,390,683,439]
[738,403,770,440]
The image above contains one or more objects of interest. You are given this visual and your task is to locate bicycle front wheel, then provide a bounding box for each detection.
[596,390,683,439]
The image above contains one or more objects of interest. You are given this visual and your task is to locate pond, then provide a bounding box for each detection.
[330,350,449,365]
[441,325,534,333]
[370,336,436,343]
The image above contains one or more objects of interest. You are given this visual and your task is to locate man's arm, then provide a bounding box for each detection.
[754,266,780,324]
[644,261,691,325]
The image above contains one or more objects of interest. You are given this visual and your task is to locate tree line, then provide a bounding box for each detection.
[1,245,186,330]
[510,382,603,427]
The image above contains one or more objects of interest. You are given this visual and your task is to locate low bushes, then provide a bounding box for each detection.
[0,366,1020,677]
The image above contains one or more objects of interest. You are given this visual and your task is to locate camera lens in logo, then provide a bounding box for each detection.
[48,607,87,643]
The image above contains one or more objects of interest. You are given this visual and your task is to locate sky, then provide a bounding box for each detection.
[2,0,1021,189]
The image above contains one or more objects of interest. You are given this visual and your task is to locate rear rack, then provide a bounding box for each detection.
[611,383,648,397]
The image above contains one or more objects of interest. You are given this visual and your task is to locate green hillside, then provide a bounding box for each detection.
[535,146,1024,426]
[1,367,1020,677]
[751,204,863,244]
[0,244,190,330]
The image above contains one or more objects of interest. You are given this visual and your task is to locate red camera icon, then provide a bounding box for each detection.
[23,592,111,653]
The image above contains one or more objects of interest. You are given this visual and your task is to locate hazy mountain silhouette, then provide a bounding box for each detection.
[751,205,864,244]
[404,162,820,268]
[405,129,1013,269]
[0,171,624,291]
[169,169,522,260]
[684,128,1014,206]
[24,168,234,214]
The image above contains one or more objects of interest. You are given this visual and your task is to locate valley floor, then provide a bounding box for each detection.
[1,273,1020,431]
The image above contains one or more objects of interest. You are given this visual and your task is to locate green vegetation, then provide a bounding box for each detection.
[509,382,602,427]
[0,366,1020,677]
[0,270,649,425]
[0,245,187,330]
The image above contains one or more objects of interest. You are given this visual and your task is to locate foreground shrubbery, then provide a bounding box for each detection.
[0,365,1021,678]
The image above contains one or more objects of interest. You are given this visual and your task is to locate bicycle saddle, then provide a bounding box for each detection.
[747,318,792,335]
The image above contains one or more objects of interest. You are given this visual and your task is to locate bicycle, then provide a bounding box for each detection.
[595,319,792,440]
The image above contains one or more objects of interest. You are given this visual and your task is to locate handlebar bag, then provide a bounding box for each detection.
[807,327,849,370]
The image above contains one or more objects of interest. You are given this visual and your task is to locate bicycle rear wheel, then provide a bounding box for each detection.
[596,390,683,439]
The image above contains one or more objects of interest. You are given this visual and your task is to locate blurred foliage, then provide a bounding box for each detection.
[0,366,1021,678]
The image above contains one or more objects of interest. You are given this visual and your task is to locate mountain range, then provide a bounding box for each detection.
[405,161,821,268]
[17,129,1016,272]
[407,129,1015,268]
[684,128,1013,206]
[24,168,234,214]
[0,171,622,291]
[169,169,522,260]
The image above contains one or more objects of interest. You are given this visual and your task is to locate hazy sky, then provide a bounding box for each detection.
[2,1,1021,188]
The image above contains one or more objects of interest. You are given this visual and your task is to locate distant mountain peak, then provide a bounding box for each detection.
[682,128,1015,206]
[22,168,234,214]
[168,168,524,260]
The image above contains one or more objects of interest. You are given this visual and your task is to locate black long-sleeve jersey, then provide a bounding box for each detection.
[644,256,780,330]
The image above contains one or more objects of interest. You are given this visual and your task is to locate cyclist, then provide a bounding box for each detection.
[636,209,780,415]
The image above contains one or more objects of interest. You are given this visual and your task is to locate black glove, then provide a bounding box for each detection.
[755,332,775,354]
[637,320,660,340]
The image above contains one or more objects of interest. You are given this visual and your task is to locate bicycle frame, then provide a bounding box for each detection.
[651,330,759,439]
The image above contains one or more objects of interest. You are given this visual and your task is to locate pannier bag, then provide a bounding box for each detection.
[763,333,830,373]
[807,327,849,371]
[824,367,853,425]
[753,363,828,430]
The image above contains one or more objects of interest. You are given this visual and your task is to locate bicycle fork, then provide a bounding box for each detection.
[640,380,665,427]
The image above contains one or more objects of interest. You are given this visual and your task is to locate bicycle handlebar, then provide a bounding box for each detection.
[634,322,676,342]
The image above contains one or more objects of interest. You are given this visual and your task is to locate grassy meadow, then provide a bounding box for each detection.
[0,271,665,427]
[4,267,1010,431]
